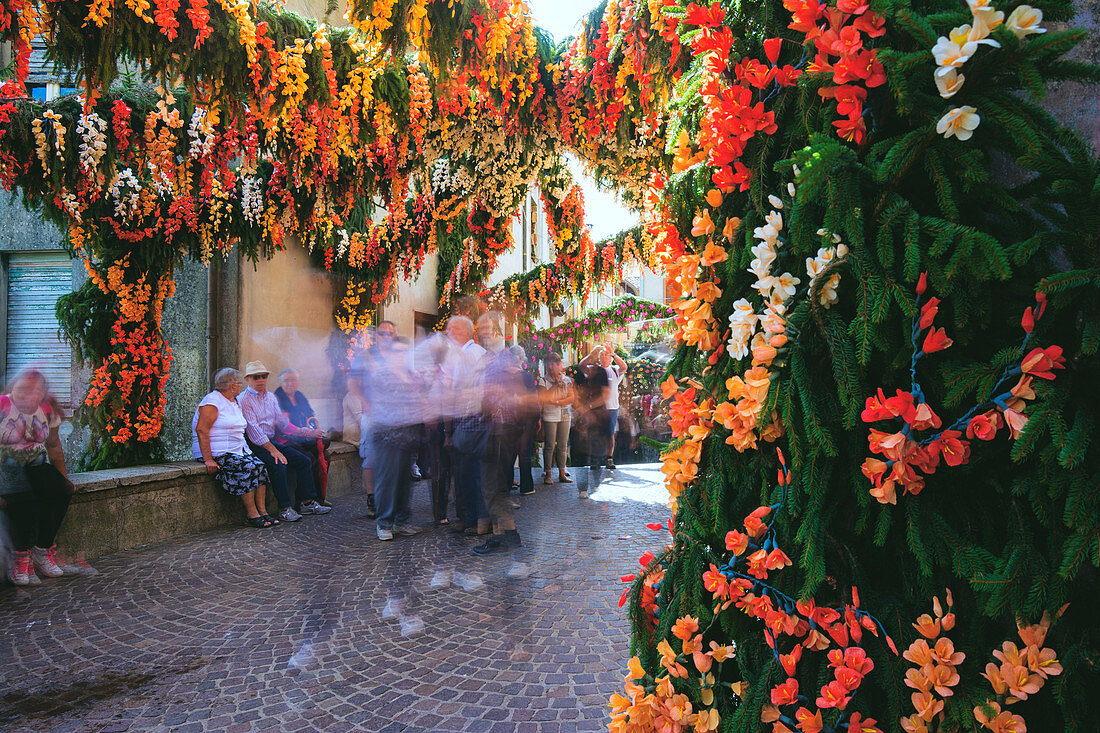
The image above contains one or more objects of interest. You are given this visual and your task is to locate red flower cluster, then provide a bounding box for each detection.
[186,0,212,49]
[785,0,886,143]
[683,2,785,192]
[861,287,1064,505]
[154,0,181,41]
[112,100,133,156]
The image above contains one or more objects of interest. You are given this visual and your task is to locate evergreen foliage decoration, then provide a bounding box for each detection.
[588,0,1100,730]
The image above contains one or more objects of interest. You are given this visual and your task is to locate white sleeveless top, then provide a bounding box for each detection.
[191,391,249,459]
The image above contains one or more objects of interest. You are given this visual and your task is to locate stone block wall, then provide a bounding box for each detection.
[56,442,363,560]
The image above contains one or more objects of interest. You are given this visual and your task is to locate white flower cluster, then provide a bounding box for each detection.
[187,109,215,159]
[146,164,173,199]
[931,1,1044,141]
[241,175,264,226]
[727,176,847,359]
[806,231,849,308]
[108,167,142,221]
[76,112,108,178]
[422,112,562,218]
[59,191,82,222]
[728,189,802,359]
[430,159,473,199]
[336,228,350,258]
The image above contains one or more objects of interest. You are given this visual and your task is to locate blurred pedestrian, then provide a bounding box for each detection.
[508,345,539,497]
[419,335,454,525]
[573,355,612,499]
[538,353,574,484]
[442,315,489,535]
[473,312,523,555]
[579,343,626,469]
[347,330,380,519]
[363,339,424,541]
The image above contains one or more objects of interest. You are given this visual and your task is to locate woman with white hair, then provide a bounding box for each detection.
[193,368,276,528]
[274,367,331,506]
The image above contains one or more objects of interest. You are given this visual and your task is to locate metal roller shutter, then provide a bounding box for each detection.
[5,252,73,404]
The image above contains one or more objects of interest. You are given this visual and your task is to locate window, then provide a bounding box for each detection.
[3,252,73,404]
[521,206,529,271]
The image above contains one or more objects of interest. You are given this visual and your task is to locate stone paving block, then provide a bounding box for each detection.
[0,467,670,732]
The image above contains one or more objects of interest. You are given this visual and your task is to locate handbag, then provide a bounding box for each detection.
[452,416,489,459]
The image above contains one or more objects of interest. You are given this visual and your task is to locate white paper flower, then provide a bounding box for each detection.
[936,106,981,141]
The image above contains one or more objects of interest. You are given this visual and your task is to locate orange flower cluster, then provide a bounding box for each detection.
[658,376,713,507]
[900,591,964,732]
[974,612,1064,732]
[85,260,175,446]
[609,627,734,733]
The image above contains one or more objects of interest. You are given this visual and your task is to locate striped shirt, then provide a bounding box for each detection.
[238,386,299,446]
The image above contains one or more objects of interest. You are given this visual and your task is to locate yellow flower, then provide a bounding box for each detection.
[936,106,981,141]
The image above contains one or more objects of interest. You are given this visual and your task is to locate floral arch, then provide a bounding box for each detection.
[1,0,1099,730]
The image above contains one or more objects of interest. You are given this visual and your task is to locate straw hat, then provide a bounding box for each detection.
[243,360,270,378]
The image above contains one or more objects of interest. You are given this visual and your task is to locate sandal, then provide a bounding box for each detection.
[558,473,572,482]
[261,514,280,526]
[246,515,274,528]
[543,475,554,485]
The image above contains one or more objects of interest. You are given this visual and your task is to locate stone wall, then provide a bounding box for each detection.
[1048,0,1100,150]
[161,258,214,460]
[57,442,363,560]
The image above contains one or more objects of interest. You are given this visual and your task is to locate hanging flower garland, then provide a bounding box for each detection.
[532,295,673,349]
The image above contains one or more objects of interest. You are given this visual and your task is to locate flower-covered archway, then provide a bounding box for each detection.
[2,0,1099,730]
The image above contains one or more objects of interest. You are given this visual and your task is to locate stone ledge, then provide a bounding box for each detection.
[57,441,363,560]
[70,441,360,494]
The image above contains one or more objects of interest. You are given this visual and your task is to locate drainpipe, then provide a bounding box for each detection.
[206,258,219,389]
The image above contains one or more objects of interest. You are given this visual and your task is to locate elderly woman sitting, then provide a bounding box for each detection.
[192,368,276,528]
[274,367,330,505]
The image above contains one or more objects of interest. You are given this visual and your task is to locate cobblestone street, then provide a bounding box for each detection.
[1,466,671,733]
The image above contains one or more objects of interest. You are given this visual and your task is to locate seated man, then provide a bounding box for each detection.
[238,361,332,522]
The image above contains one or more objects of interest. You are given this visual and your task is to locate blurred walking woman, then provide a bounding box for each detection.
[192,368,276,528]
[538,354,574,484]
[0,369,75,586]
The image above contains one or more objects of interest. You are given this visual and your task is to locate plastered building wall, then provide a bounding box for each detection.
[381,252,441,340]
[236,237,343,431]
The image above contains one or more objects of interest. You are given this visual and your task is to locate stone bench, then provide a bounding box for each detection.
[56,442,363,560]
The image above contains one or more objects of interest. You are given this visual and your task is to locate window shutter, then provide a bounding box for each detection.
[5,252,73,405]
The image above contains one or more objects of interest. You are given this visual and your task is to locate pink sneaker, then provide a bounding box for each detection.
[12,551,40,586]
[59,551,98,578]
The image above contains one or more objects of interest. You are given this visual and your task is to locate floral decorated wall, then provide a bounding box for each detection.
[1,1,1098,732]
